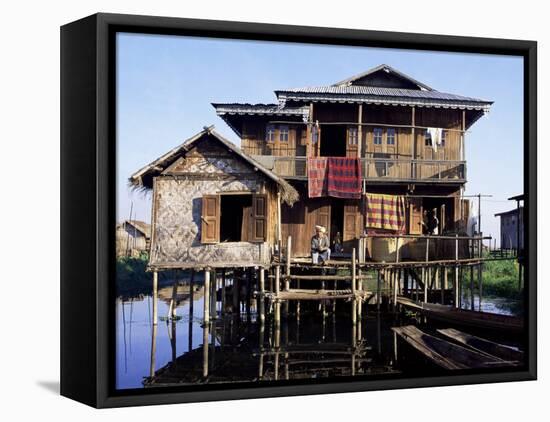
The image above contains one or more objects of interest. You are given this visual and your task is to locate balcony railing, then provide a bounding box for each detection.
[253,155,466,182]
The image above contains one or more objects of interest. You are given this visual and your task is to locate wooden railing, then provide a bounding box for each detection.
[257,155,466,182]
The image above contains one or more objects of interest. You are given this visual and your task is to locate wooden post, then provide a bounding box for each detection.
[211,270,217,320]
[149,321,157,378]
[204,268,210,325]
[277,191,282,245]
[424,237,429,303]
[202,320,209,378]
[478,263,483,311]
[232,270,239,315]
[470,265,475,310]
[221,269,226,316]
[411,106,416,178]
[259,268,265,324]
[152,271,158,326]
[351,248,357,325]
[393,269,398,309]
[189,270,195,320]
[376,269,381,312]
[357,103,363,158]
[454,234,459,308]
[275,265,281,327]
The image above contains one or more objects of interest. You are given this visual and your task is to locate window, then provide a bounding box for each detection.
[348,127,358,145]
[279,125,289,142]
[266,125,275,142]
[373,127,383,145]
[201,193,267,243]
[425,129,432,146]
[387,128,396,145]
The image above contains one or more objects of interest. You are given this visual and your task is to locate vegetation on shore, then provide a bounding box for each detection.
[479,258,522,300]
[116,253,179,297]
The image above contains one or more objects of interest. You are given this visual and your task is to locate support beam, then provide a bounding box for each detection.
[204,268,211,325]
[152,271,158,325]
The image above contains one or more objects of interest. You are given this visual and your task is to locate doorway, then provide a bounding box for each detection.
[320,125,347,157]
[330,200,344,253]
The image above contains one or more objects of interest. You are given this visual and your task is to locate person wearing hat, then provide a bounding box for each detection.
[311,225,331,264]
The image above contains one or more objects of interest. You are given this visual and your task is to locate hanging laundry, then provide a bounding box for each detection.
[427,127,443,152]
[308,157,362,199]
[365,193,406,232]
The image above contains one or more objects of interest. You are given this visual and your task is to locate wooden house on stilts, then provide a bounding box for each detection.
[130,64,495,326]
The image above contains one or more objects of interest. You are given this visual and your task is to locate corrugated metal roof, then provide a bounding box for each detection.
[275,85,492,110]
[332,64,434,91]
[212,103,309,116]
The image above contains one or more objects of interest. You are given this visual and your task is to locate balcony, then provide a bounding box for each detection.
[252,155,466,183]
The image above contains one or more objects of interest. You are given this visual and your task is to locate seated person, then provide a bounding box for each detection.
[311,225,331,264]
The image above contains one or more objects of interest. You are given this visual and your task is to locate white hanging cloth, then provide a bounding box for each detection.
[427,127,443,152]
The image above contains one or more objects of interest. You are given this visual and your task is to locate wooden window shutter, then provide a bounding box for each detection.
[408,198,423,235]
[251,194,267,242]
[201,195,220,244]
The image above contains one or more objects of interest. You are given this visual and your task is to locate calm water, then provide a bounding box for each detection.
[116,280,522,390]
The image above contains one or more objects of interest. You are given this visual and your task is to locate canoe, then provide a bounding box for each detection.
[437,328,524,362]
[392,325,518,370]
[396,296,524,333]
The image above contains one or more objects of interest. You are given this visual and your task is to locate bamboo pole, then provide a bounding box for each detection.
[376,269,381,312]
[275,265,281,327]
[424,238,429,303]
[470,266,475,310]
[202,320,209,378]
[351,248,357,325]
[152,271,158,325]
[204,269,210,325]
[454,234,459,308]
[259,268,265,324]
[149,322,157,378]
[221,269,226,316]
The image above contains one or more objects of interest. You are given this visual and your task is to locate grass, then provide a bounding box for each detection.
[479,258,522,300]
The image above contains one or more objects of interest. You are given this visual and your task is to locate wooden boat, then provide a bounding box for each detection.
[392,325,518,370]
[396,296,524,333]
[437,328,524,362]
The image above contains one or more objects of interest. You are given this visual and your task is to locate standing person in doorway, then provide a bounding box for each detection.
[428,208,440,235]
[311,225,331,264]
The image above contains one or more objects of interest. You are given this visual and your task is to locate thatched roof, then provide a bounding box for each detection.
[123,220,151,238]
[129,125,299,205]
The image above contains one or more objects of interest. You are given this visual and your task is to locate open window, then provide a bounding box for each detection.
[201,193,267,244]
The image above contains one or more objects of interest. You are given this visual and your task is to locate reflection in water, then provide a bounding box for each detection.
[116,281,521,389]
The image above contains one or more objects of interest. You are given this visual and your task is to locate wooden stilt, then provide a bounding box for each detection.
[211,270,217,320]
[454,234,459,308]
[189,270,195,319]
[149,322,157,378]
[202,320,209,378]
[351,248,357,325]
[275,265,281,327]
[478,263,483,311]
[204,268,210,325]
[232,270,239,315]
[376,269,381,312]
[221,269,226,316]
[152,271,158,326]
[168,279,177,319]
[259,268,265,324]
[470,266,475,310]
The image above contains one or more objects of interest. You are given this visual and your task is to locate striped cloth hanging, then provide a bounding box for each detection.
[365,193,406,232]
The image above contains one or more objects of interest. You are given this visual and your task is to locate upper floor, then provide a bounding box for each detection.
[213,65,492,184]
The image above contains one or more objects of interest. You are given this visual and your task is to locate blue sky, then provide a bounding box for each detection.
[117,33,523,243]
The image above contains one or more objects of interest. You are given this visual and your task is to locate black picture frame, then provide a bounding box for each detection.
[60,12,537,408]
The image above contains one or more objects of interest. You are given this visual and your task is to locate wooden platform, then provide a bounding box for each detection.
[265,288,372,301]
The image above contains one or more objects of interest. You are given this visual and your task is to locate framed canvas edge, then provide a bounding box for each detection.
[60,12,537,409]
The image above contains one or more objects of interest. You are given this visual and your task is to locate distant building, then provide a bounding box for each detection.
[116,220,151,257]
[495,207,523,250]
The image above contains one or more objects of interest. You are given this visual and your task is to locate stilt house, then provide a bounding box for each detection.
[131,64,492,270]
